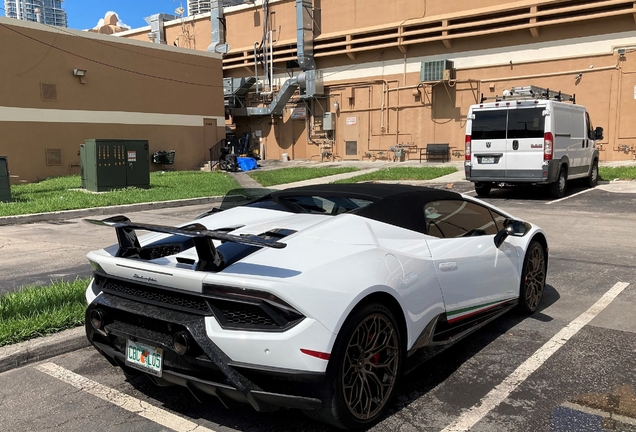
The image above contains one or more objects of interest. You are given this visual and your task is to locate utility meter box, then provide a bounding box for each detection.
[323,112,336,131]
[81,139,150,192]
[0,156,11,203]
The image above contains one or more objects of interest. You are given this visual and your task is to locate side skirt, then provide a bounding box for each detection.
[404,300,517,374]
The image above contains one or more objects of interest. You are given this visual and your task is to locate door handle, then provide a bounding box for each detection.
[439,262,458,272]
[512,140,519,150]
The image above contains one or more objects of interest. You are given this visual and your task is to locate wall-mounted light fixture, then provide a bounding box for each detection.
[333,99,340,113]
[73,69,87,84]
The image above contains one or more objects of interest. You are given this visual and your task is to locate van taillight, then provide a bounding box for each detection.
[543,132,553,161]
[465,135,472,161]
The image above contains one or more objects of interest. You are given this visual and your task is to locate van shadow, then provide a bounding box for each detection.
[485,182,590,201]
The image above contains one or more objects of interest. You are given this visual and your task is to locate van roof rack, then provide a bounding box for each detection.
[480,85,575,104]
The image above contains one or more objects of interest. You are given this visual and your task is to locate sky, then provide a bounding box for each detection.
[64,0,186,31]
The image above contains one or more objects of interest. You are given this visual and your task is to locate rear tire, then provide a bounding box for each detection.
[584,159,598,188]
[304,302,404,430]
[518,241,546,314]
[549,167,567,198]
[474,182,492,197]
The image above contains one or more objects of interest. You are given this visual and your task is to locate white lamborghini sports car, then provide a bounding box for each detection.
[84,184,548,429]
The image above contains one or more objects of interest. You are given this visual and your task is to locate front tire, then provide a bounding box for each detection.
[518,241,546,314]
[584,159,598,188]
[549,167,567,198]
[474,182,492,197]
[305,303,403,429]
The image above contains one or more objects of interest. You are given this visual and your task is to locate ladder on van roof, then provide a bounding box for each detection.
[480,85,575,104]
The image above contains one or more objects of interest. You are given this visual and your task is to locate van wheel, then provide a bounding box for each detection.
[549,167,567,198]
[584,159,598,188]
[474,182,492,197]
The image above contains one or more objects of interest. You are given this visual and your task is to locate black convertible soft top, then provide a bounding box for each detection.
[269,184,462,235]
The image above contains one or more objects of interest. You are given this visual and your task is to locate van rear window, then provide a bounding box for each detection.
[471,108,545,139]
[471,111,507,140]
[508,108,545,139]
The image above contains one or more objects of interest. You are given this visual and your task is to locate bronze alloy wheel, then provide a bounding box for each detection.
[522,242,546,312]
[341,313,400,420]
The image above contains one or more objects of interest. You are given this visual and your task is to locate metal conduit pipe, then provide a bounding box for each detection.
[480,66,616,83]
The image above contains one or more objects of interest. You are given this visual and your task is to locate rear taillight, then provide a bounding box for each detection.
[543,132,553,161]
[465,135,472,161]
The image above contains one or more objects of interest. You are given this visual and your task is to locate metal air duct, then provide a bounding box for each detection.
[296,0,315,70]
[207,0,229,54]
[144,14,178,44]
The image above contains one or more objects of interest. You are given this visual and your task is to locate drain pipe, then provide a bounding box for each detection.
[254,42,260,95]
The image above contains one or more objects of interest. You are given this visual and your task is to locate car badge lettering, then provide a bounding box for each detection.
[134,273,157,283]
[531,143,543,148]
[486,142,491,148]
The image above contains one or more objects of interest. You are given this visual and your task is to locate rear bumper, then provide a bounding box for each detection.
[465,160,560,184]
[86,293,324,412]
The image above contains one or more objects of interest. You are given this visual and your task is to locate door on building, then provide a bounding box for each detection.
[203,118,218,162]
[341,115,360,159]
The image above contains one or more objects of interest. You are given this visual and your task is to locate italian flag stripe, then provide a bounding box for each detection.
[447,298,515,324]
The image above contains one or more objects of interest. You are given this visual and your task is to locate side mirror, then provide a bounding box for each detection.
[494,219,531,248]
[595,126,604,141]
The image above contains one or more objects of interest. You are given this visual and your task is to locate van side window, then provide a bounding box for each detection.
[585,112,595,140]
[507,108,545,139]
[424,200,499,238]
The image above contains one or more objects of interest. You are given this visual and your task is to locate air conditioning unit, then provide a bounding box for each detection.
[420,60,455,82]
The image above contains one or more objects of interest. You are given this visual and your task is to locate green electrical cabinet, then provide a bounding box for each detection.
[0,156,11,203]
[81,139,150,192]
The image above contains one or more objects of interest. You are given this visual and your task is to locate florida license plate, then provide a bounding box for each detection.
[481,157,496,164]
[125,339,163,377]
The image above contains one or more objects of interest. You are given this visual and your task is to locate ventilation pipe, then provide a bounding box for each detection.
[207,0,228,54]
[296,0,315,71]
[145,14,177,44]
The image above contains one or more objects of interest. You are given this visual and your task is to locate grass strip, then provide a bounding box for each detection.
[0,278,90,347]
[1,171,241,217]
[599,166,636,181]
[248,167,360,187]
[333,166,458,183]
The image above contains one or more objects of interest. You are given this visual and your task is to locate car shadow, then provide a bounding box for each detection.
[381,283,560,421]
[120,285,560,432]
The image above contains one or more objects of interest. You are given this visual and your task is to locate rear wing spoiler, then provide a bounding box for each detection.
[85,215,286,272]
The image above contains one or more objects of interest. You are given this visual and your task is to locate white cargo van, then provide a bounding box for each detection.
[464,86,603,198]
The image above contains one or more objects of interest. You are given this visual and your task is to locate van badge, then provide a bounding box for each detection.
[486,142,491,148]
[531,144,543,148]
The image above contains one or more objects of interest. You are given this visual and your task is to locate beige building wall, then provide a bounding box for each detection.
[121,0,636,162]
[0,17,225,183]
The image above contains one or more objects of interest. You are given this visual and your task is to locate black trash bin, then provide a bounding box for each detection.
[152,150,176,165]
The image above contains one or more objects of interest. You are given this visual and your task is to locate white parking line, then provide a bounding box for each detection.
[546,187,595,204]
[441,281,630,432]
[35,362,216,432]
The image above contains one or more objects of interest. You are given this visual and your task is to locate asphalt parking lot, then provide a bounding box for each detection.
[0,179,635,432]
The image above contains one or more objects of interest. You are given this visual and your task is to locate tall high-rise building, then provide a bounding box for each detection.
[187,0,211,16]
[4,0,67,27]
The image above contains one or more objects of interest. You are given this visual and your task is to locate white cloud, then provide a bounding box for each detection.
[94,11,130,29]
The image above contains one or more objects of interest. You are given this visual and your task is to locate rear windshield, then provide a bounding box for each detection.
[471,108,545,139]
[471,110,507,140]
[508,108,545,139]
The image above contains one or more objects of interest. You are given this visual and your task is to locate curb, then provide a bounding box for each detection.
[0,196,223,226]
[0,326,89,374]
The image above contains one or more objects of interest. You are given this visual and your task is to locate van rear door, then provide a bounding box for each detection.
[470,108,508,178]
[505,106,546,180]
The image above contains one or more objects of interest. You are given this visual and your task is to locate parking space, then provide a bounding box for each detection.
[0,183,634,431]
